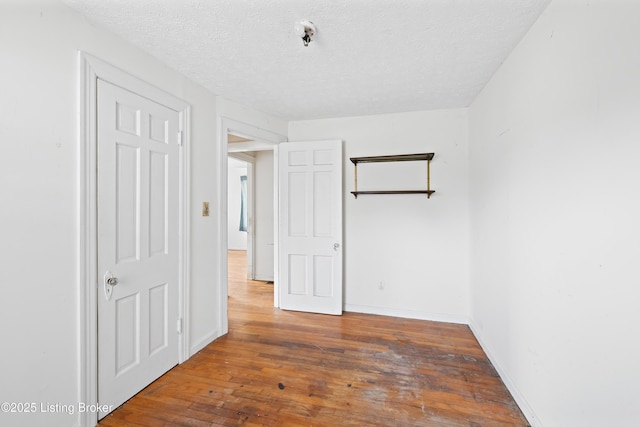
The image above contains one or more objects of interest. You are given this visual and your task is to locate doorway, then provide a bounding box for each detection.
[217,118,286,335]
[227,154,250,258]
[227,146,276,282]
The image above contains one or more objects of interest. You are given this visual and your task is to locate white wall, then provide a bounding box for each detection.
[217,97,288,138]
[254,150,274,281]
[468,0,640,425]
[0,2,219,426]
[227,157,248,250]
[289,110,470,322]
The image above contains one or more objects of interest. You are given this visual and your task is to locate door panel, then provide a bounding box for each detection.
[115,293,139,375]
[148,282,168,355]
[97,79,180,418]
[149,150,169,257]
[313,255,334,297]
[279,140,343,315]
[115,143,140,263]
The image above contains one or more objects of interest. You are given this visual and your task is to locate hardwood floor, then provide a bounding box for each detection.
[99,250,528,426]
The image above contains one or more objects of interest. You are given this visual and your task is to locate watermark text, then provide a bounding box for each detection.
[1,402,113,415]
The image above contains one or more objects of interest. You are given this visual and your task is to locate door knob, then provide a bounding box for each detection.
[333,243,340,251]
[104,270,118,301]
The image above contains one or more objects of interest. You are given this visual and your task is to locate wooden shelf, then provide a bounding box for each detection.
[350,153,434,164]
[350,152,436,199]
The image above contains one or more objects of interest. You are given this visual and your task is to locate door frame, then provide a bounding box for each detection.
[78,52,190,427]
[218,117,286,334]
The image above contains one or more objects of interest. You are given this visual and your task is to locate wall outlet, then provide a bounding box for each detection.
[202,202,210,216]
[378,281,385,290]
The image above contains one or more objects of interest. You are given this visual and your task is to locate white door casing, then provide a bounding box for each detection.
[278,140,343,315]
[97,79,180,418]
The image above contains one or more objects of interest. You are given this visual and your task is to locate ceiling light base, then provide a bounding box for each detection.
[294,20,316,47]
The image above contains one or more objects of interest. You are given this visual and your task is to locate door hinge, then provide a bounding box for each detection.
[177,130,183,146]
[177,318,183,334]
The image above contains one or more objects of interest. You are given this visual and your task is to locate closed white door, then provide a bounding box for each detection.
[278,140,343,315]
[97,79,180,417]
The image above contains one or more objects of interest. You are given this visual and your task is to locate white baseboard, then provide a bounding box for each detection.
[468,321,541,427]
[344,303,469,325]
[188,329,221,358]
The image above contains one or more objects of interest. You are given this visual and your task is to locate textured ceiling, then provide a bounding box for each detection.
[63,0,550,121]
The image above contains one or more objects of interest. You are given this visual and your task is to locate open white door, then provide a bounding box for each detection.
[97,79,180,417]
[278,140,343,315]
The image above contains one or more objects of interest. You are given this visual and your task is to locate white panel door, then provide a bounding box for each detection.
[278,140,343,315]
[97,79,180,417]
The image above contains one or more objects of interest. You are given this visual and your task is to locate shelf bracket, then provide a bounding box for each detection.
[427,159,431,199]
[353,163,358,198]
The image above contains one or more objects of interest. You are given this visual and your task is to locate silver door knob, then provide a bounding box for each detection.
[104,270,118,301]
[333,243,340,251]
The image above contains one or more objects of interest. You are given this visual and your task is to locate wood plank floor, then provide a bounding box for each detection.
[99,250,528,426]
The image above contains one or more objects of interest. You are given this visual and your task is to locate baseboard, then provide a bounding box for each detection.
[189,329,221,357]
[344,303,469,325]
[468,321,541,427]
